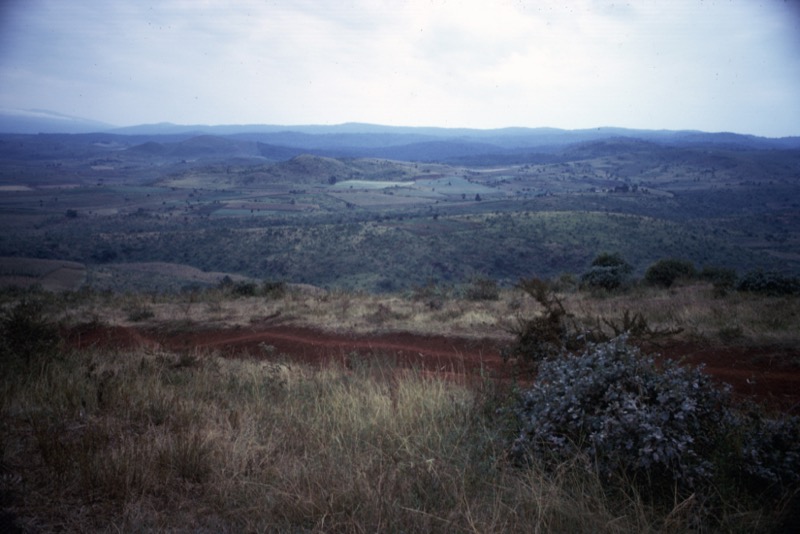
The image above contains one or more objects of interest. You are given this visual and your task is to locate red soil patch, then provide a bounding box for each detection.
[63,324,800,413]
[63,323,161,351]
[155,325,509,387]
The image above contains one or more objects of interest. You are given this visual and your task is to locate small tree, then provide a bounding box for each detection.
[506,278,588,366]
[507,277,681,369]
[580,253,633,291]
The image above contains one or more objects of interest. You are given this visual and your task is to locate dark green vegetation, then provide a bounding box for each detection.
[644,258,697,288]
[1,126,799,292]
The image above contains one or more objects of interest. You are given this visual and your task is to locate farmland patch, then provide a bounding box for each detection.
[330,179,414,190]
[327,190,438,207]
[415,176,497,196]
[0,185,34,192]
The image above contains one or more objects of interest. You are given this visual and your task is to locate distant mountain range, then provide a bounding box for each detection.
[105,121,800,151]
[2,109,799,165]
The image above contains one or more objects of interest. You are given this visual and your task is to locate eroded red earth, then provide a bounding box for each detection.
[65,323,800,413]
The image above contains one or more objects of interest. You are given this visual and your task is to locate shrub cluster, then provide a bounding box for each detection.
[736,270,800,296]
[509,337,800,507]
[576,253,800,297]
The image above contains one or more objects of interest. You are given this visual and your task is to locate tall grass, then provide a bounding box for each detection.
[0,344,735,533]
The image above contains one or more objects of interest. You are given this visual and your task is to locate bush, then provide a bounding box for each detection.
[737,270,800,296]
[644,258,696,288]
[510,337,728,495]
[509,336,800,510]
[580,253,633,291]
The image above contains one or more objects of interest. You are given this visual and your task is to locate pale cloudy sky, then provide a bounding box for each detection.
[1,0,799,136]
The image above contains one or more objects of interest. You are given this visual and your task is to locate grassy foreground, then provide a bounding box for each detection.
[1,284,799,532]
[3,347,669,533]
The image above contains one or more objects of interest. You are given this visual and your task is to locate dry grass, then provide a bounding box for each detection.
[3,283,797,532]
[52,282,800,350]
[1,344,728,533]
[54,286,523,339]
[562,283,800,346]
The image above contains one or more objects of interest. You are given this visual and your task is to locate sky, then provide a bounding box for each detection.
[1,0,799,137]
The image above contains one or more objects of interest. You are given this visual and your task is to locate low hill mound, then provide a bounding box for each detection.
[127,141,168,155]
[167,135,258,158]
[239,154,419,185]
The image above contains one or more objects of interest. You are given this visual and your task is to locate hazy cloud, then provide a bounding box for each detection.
[1,0,798,136]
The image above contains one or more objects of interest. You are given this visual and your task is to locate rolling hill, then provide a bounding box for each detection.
[1,122,798,292]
